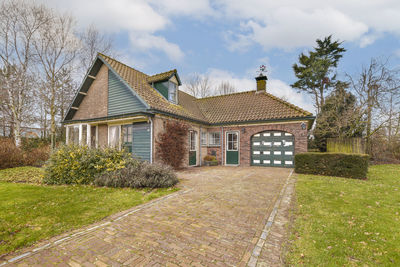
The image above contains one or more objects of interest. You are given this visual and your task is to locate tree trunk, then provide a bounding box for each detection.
[14,119,22,147]
[50,81,56,149]
[365,88,373,155]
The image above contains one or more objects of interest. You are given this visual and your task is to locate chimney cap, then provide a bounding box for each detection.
[255,74,267,81]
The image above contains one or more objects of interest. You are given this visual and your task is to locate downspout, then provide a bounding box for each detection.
[221,126,224,166]
[149,117,153,163]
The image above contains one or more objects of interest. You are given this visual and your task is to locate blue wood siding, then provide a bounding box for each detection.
[108,70,146,116]
[154,82,169,99]
[132,122,151,162]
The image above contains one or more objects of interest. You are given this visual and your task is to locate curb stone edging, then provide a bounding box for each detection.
[247,170,294,267]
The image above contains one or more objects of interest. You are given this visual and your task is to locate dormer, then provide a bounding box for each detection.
[147,69,182,104]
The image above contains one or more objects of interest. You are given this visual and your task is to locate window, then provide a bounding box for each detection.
[201,131,207,146]
[67,126,79,145]
[108,125,120,148]
[168,81,177,103]
[227,132,238,151]
[209,132,220,146]
[189,131,197,151]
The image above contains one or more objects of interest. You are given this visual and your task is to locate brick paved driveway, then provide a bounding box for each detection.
[6,167,290,266]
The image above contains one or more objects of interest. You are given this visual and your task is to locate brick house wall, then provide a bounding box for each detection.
[73,64,108,120]
[98,124,108,147]
[152,115,202,168]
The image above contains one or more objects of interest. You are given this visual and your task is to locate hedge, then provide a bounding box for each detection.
[294,152,369,179]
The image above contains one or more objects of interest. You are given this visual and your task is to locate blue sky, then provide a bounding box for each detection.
[41,0,400,113]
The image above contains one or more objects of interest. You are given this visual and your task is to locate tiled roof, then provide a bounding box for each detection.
[147,69,177,84]
[98,53,313,125]
[99,54,204,121]
[195,91,313,123]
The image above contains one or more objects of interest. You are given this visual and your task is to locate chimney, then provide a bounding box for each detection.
[255,74,267,93]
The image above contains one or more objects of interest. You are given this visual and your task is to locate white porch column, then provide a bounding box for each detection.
[65,126,69,145]
[78,124,83,144]
[87,124,91,147]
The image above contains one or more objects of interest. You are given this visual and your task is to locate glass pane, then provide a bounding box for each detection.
[90,126,96,147]
[190,131,196,151]
[109,126,120,148]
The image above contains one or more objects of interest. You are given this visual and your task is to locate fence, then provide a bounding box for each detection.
[327,138,365,154]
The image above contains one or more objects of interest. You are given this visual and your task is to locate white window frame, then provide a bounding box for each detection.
[201,131,207,146]
[66,124,90,146]
[189,130,197,151]
[208,132,221,146]
[168,81,177,104]
[108,125,122,149]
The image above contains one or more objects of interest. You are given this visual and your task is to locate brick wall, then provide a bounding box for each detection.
[152,117,308,167]
[98,124,108,147]
[73,64,108,120]
[152,115,202,168]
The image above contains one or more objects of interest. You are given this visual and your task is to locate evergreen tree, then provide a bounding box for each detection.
[292,35,346,113]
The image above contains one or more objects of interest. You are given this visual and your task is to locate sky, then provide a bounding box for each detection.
[39,0,400,114]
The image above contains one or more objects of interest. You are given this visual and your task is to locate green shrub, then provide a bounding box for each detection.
[44,145,131,185]
[94,161,178,188]
[295,152,369,179]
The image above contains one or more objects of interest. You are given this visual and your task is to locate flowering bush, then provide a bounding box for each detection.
[43,145,131,185]
[203,155,217,162]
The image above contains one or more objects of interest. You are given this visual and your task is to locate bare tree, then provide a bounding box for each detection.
[0,0,50,146]
[215,81,236,96]
[78,24,115,76]
[184,73,213,98]
[348,58,400,154]
[34,12,78,149]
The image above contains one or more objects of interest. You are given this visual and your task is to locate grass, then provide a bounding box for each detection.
[286,164,400,266]
[0,167,44,184]
[0,181,178,256]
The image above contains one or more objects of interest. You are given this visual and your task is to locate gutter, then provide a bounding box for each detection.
[62,112,154,124]
[147,109,315,127]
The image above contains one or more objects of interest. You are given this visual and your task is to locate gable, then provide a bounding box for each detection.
[108,69,146,116]
[72,63,108,120]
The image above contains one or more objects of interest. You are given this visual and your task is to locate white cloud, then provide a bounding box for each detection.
[129,33,184,61]
[217,0,400,50]
[183,68,315,113]
[37,0,190,61]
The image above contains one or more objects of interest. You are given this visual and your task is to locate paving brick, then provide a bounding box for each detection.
[6,167,290,266]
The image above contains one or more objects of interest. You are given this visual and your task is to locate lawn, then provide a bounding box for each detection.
[0,168,178,256]
[0,166,44,183]
[286,164,400,266]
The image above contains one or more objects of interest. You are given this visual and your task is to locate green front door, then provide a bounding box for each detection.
[189,131,197,166]
[226,132,239,165]
[122,125,133,153]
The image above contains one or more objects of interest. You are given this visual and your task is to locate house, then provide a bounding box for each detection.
[63,54,314,167]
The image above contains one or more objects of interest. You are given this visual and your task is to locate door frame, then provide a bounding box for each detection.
[225,130,240,166]
[189,130,197,166]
